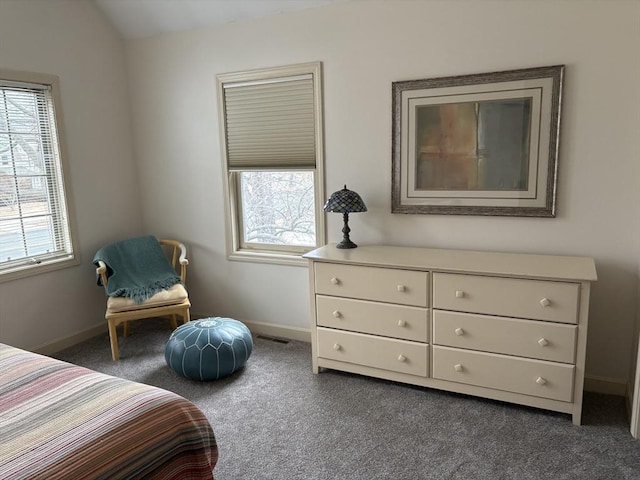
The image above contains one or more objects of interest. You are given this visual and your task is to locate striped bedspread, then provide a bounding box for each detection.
[0,343,218,480]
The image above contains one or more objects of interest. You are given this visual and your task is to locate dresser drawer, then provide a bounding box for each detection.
[432,346,575,402]
[317,295,428,342]
[317,327,428,377]
[315,263,428,307]
[433,273,579,324]
[433,310,577,363]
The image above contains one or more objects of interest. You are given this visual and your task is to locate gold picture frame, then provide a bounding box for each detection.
[392,65,564,216]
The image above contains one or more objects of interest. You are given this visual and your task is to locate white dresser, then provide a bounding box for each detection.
[303,244,597,425]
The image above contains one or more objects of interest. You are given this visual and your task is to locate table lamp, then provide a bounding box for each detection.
[323,185,367,249]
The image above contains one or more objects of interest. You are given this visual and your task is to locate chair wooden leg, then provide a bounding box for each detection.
[107,319,120,361]
[169,315,178,329]
[123,321,130,337]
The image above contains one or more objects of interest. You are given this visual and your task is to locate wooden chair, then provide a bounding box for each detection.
[95,239,191,360]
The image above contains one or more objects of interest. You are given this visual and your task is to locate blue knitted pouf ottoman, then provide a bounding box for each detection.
[165,317,253,381]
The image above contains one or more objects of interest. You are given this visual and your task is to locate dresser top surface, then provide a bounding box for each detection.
[303,244,597,281]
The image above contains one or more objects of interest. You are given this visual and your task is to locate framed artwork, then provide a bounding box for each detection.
[391,65,564,216]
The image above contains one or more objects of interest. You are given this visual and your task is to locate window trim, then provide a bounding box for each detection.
[0,69,79,282]
[217,62,325,266]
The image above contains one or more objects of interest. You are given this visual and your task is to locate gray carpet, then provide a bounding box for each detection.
[53,319,640,480]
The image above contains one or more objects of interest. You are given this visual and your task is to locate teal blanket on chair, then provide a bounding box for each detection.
[93,236,182,304]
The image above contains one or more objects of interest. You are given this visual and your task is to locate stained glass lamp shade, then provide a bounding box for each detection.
[323,185,367,249]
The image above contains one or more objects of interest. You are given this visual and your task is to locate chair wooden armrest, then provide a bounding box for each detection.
[159,239,188,283]
[96,260,109,287]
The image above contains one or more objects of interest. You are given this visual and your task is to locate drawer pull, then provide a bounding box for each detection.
[538,338,549,347]
[333,343,341,351]
[540,297,551,307]
[331,277,340,285]
[398,354,407,363]
[397,319,406,327]
[454,327,465,336]
[454,364,463,372]
[332,310,342,318]
[536,376,547,385]
[397,284,406,292]
[455,290,465,298]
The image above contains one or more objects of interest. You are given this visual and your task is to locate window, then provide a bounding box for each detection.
[0,70,77,281]
[217,62,324,264]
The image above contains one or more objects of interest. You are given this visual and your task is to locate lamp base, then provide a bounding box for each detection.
[335,212,358,249]
[336,239,357,249]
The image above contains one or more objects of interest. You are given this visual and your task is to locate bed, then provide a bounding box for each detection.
[0,343,218,480]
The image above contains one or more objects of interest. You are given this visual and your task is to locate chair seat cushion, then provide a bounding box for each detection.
[107,284,188,313]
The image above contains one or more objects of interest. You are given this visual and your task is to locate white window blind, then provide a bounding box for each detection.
[223,74,316,170]
[0,78,75,276]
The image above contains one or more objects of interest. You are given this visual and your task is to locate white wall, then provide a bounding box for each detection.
[126,0,640,389]
[0,0,637,392]
[0,0,142,350]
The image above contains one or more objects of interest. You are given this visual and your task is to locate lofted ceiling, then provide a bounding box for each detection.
[94,0,347,40]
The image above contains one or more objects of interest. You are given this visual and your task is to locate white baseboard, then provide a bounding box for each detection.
[27,317,633,401]
[244,321,311,343]
[626,381,634,421]
[34,323,107,356]
[32,315,311,356]
[191,312,311,343]
[584,374,627,396]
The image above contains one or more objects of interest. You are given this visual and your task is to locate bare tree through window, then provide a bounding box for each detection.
[240,171,315,247]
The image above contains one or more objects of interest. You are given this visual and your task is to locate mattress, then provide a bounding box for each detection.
[0,343,218,479]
